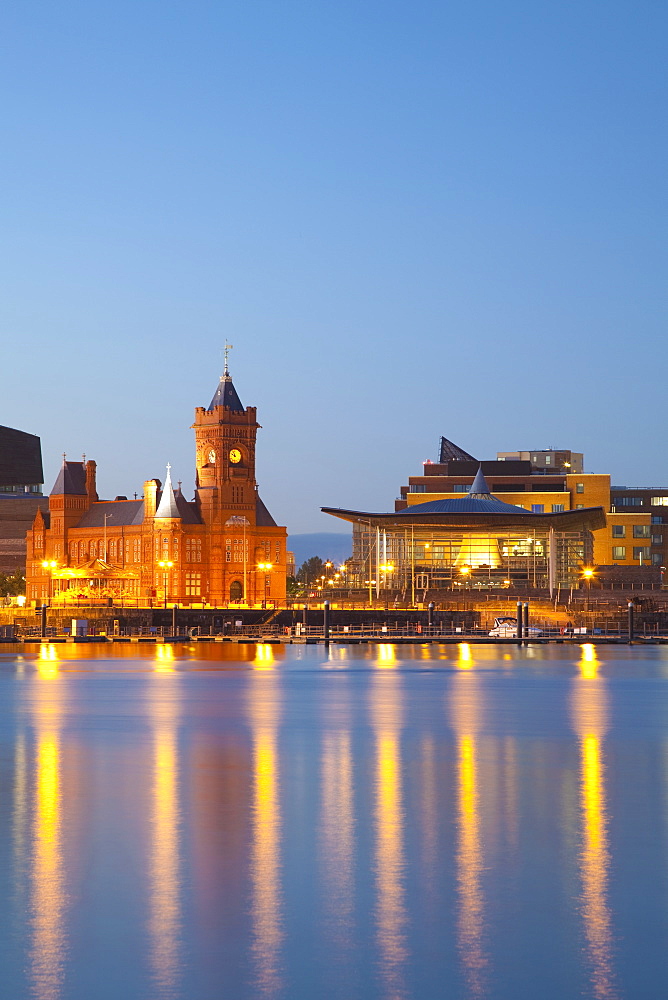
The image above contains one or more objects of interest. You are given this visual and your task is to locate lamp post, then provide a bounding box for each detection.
[41,560,58,604]
[459,565,471,590]
[257,562,273,607]
[581,566,594,612]
[158,560,173,609]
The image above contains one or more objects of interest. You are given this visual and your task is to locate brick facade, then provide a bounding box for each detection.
[25,374,287,607]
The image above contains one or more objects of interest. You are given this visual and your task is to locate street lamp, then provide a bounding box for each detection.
[257,562,273,606]
[158,560,173,609]
[581,566,595,611]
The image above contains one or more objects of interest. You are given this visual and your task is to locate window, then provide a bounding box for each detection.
[652,534,662,544]
[576,483,584,494]
[652,553,663,565]
[651,497,668,506]
[229,580,243,601]
[409,484,426,493]
[185,572,201,596]
[545,455,551,465]
[90,541,97,558]
[133,538,141,561]
[612,546,626,560]
[54,543,61,559]
[531,504,544,513]
[633,525,650,538]
[453,484,468,492]
[551,504,564,512]
[186,538,202,562]
[614,496,642,506]
[275,542,280,562]
[35,532,43,550]
[576,504,584,509]
[109,539,116,559]
[633,547,650,561]
[652,516,665,524]
[225,540,231,562]
[612,525,626,538]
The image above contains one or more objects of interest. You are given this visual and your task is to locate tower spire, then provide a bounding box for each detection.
[155,463,181,518]
[223,342,233,377]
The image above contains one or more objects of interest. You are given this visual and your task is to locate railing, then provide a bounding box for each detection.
[7,620,667,640]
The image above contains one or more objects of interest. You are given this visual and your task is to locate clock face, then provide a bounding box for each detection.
[208,449,216,464]
[229,448,242,464]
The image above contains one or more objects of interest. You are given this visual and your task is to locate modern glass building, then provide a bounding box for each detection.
[323,469,606,597]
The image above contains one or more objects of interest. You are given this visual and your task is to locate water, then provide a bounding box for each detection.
[0,640,667,1000]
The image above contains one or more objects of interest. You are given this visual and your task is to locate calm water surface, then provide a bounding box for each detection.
[0,640,667,1000]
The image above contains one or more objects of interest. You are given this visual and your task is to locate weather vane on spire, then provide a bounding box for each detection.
[223,342,233,377]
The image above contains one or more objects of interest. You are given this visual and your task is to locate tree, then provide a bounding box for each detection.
[0,569,25,597]
[296,556,324,584]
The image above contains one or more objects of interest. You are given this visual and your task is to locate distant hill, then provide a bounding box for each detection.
[287,532,351,569]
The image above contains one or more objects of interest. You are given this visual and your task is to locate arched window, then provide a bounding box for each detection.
[229,580,243,602]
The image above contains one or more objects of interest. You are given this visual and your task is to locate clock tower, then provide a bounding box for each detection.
[191,351,285,605]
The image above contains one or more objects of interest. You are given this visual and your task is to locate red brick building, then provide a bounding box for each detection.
[26,367,287,607]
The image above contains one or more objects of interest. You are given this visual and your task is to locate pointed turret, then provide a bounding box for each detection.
[468,466,491,498]
[208,348,244,411]
[51,457,87,495]
[155,464,181,519]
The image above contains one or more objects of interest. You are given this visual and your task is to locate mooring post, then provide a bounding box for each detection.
[516,601,523,642]
[40,605,47,640]
[323,600,330,642]
[627,600,634,643]
[172,605,178,637]
[428,601,435,631]
[523,602,530,639]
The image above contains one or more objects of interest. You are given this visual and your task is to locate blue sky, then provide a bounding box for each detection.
[1,1,665,533]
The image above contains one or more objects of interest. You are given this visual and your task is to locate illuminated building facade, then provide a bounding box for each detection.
[323,468,606,596]
[25,366,287,606]
[399,437,664,582]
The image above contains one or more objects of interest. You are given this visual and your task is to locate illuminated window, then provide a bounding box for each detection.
[551,503,564,512]
[133,538,141,561]
[612,546,626,559]
[633,525,650,538]
[185,538,202,562]
[612,525,625,538]
[576,504,584,509]
[576,483,584,494]
[185,572,201,596]
[651,497,668,506]
[90,541,97,558]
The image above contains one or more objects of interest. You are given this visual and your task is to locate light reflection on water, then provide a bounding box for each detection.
[30,645,66,1000]
[571,644,618,1000]
[247,655,283,997]
[370,653,407,999]
[1,640,667,999]
[451,643,488,998]
[148,660,182,998]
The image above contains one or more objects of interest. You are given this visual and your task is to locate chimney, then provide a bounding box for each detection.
[144,479,160,519]
[85,460,98,503]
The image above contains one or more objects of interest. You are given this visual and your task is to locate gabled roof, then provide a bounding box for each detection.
[51,460,87,495]
[256,495,277,527]
[439,436,477,463]
[209,374,244,412]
